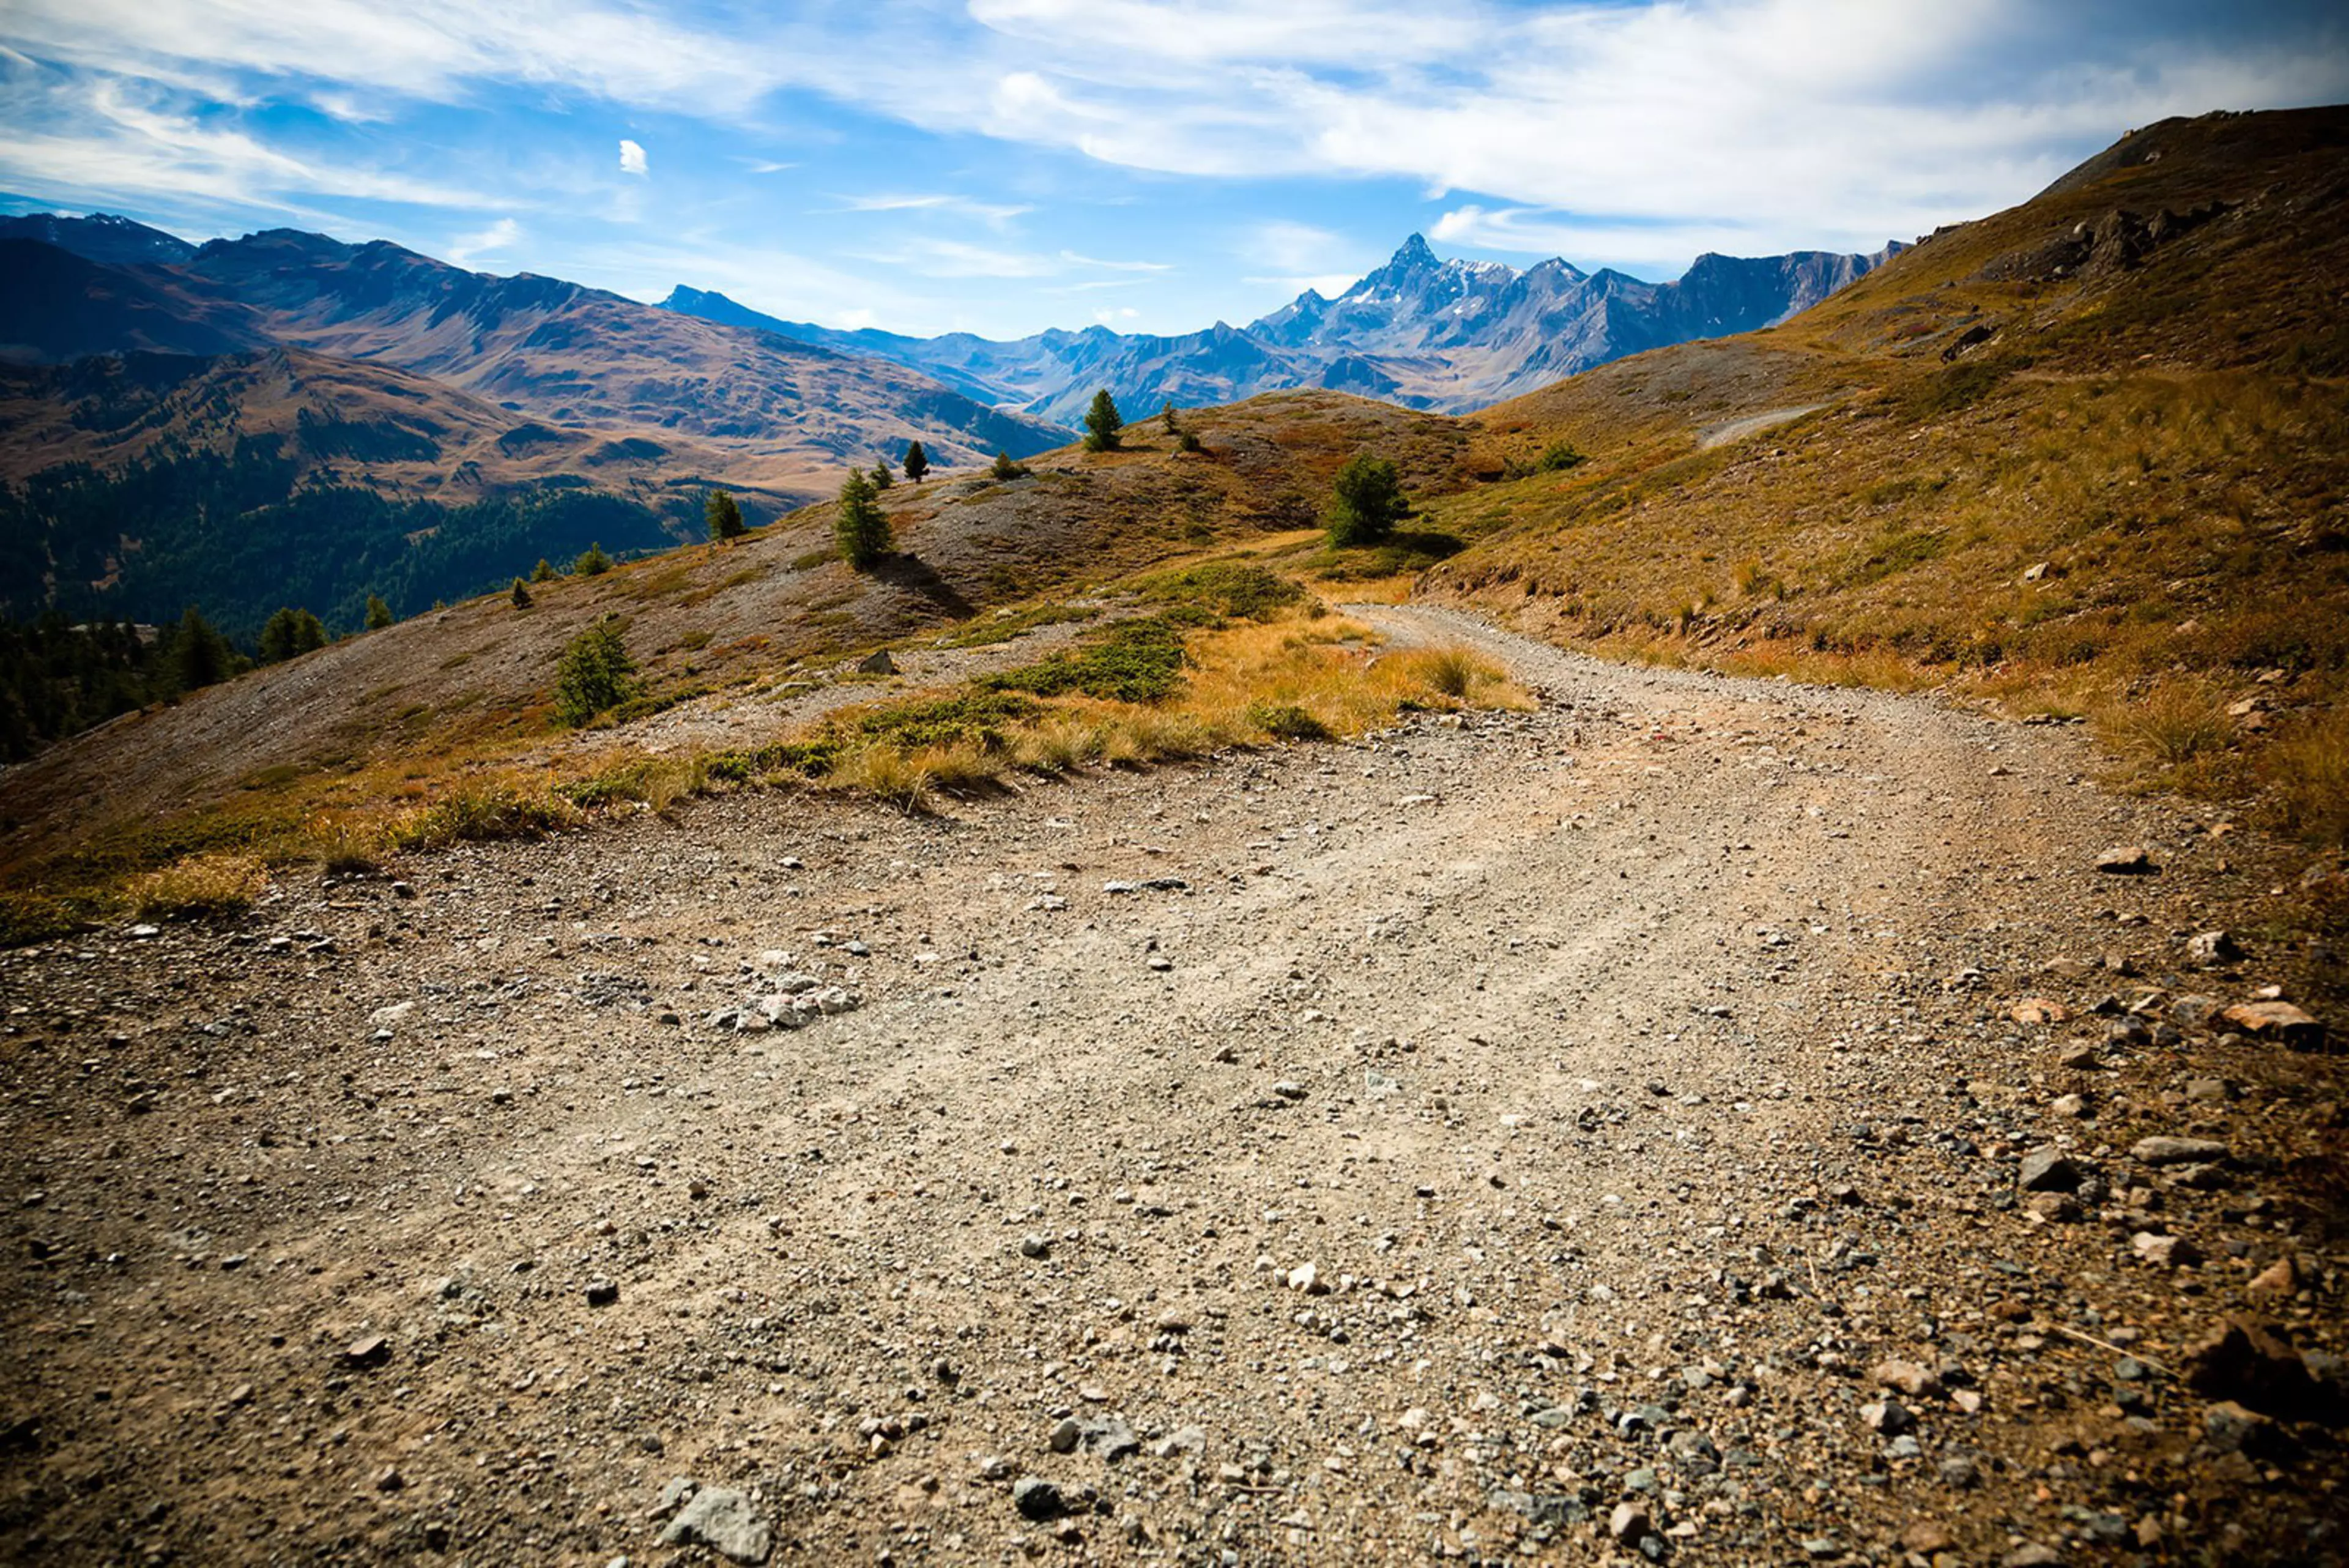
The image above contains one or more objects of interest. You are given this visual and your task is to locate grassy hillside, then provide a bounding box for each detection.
[0,392,1490,935]
[1422,106,2349,843]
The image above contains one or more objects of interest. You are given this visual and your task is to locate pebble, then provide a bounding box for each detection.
[585,1278,620,1307]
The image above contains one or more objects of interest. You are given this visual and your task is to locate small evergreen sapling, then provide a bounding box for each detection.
[1083,389,1123,453]
[902,440,929,481]
[365,594,393,630]
[834,469,892,570]
[705,488,746,542]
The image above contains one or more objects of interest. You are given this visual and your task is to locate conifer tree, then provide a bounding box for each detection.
[530,558,556,582]
[1162,400,1179,433]
[511,578,533,608]
[902,440,929,481]
[554,617,639,726]
[575,542,613,577]
[1326,453,1409,546]
[871,459,892,490]
[705,489,746,543]
[166,606,232,694]
[991,450,1025,481]
[834,470,892,570]
[1083,388,1123,452]
[365,594,393,630]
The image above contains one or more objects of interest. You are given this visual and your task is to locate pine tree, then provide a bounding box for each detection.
[902,440,929,481]
[1083,389,1123,453]
[258,608,302,664]
[511,578,533,608]
[530,558,557,582]
[991,450,1025,481]
[1162,400,1179,433]
[293,610,326,654]
[705,489,746,542]
[834,470,892,570]
[554,617,639,726]
[365,594,393,630]
[575,542,613,577]
[871,459,892,490]
[1326,453,1409,546]
[166,606,231,694]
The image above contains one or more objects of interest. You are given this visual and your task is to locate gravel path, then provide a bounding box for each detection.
[1,606,2338,1566]
[1696,405,1829,450]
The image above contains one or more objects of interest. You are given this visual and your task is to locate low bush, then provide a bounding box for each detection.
[131,853,267,921]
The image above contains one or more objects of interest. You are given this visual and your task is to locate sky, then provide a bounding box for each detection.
[2,1,2345,340]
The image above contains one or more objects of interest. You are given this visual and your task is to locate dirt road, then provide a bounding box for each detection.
[1,607,2337,1566]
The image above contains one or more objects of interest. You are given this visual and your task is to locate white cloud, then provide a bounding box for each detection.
[831,192,1034,227]
[1058,250,1167,272]
[1091,305,1140,324]
[446,215,519,266]
[617,138,647,177]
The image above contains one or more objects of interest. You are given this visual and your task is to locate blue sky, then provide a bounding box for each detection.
[3,1,2345,338]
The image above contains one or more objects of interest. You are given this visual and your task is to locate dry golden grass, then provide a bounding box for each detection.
[2263,708,2349,847]
[130,853,269,921]
[823,745,934,812]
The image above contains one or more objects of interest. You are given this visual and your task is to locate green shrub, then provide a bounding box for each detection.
[1327,453,1409,546]
[575,542,613,576]
[985,619,1187,702]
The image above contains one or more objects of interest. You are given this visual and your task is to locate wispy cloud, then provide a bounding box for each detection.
[830,191,1034,226]
[1059,249,1167,272]
[617,138,647,176]
[446,214,519,266]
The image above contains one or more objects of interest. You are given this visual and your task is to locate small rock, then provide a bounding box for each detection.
[585,1277,620,1307]
[1903,1522,1957,1555]
[1860,1398,1915,1435]
[1873,1361,1943,1399]
[2219,1000,2325,1049]
[2050,1092,2090,1118]
[1606,1502,1650,1542]
[2017,1149,2082,1192]
[1019,1233,1052,1260]
[2186,1315,2339,1421]
[1285,1261,1326,1295]
[2246,1255,2300,1302]
[2132,1232,2201,1268]
[374,1466,404,1492]
[2186,931,2243,966]
[2025,1191,2082,1221]
[857,650,898,675]
[658,1485,772,1565]
[2096,845,2156,875]
[2131,1135,2228,1165]
[1271,1080,1307,1101]
[343,1335,390,1370]
[2009,998,2069,1026]
[2002,1545,2063,1568]
[2057,1042,2101,1070]
[1048,1417,1083,1455]
[2202,1400,2288,1458]
[1939,1453,1980,1488]
[1012,1477,1068,1522]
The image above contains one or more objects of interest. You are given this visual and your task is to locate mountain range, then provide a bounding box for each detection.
[0,210,1893,637]
[661,233,1900,425]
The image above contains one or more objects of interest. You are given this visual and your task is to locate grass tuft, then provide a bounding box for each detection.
[131,853,268,921]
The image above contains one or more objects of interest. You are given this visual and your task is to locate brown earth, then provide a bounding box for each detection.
[2,605,2340,1566]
